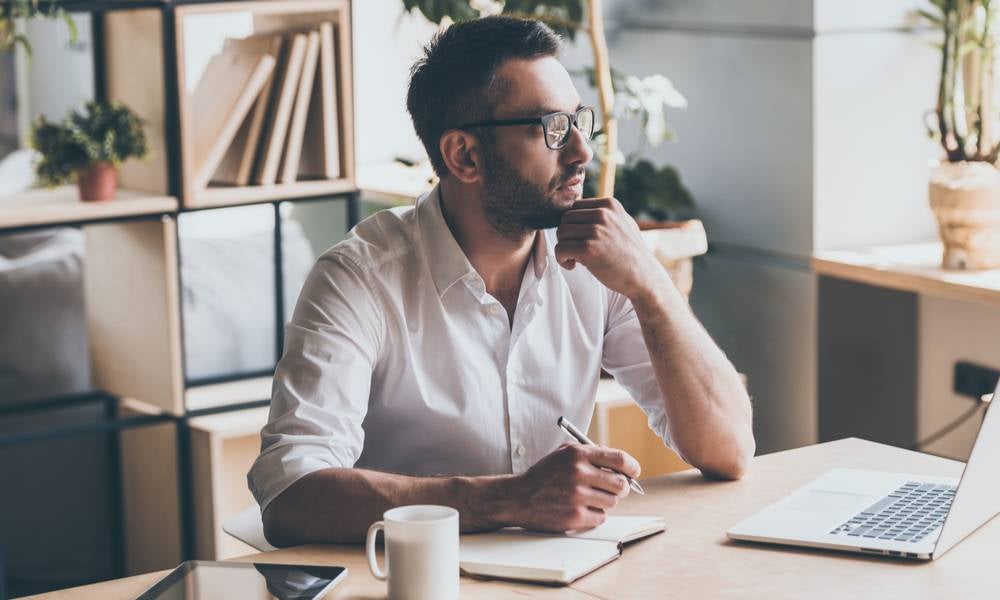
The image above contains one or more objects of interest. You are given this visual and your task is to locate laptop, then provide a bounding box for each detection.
[727,381,1000,560]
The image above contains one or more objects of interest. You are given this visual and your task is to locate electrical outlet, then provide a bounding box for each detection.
[953,361,1000,400]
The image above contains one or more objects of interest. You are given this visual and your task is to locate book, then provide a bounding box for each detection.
[254,32,308,186]
[279,29,321,184]
[211,35,284,187]
[188,42,277,191]
[459,515,665,585]
[298,21,340,180]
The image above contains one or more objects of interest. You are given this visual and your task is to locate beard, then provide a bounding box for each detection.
[480,142,583,240]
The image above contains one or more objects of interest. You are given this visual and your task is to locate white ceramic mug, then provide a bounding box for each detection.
[365,505,459,600]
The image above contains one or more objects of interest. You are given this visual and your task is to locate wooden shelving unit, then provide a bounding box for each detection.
[813,243,1000,307]
[0,0,360,584]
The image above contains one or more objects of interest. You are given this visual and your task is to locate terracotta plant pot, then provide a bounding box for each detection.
[929,162,1000,270]
[636,219,708,298]
[77,162,119,202]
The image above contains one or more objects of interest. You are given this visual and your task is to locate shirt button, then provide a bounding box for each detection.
[515,444,526,457]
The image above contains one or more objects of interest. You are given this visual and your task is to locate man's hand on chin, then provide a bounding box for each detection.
[495,443,641,532]
[553,197,667,301]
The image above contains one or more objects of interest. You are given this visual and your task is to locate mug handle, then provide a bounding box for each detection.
[366,520,388,581]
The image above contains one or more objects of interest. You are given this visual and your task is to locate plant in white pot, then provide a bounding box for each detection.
[400,0,706,296]
[922,0,1000,269]
[30,100,150,202]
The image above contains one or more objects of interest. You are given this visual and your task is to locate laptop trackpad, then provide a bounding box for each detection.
[787,490,868,514]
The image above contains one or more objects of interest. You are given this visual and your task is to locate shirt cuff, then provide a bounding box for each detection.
[248,443,346,514]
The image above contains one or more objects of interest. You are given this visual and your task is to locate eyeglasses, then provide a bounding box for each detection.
[456,106,596,150]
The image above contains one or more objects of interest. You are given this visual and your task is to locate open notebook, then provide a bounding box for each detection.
[460,516,666,585]
[225,507,663,586]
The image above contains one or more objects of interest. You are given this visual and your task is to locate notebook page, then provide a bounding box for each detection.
[567,515,666,543]
[460,531,620,584]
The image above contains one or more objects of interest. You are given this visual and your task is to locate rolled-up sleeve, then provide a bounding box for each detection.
[248,250,384,513]
[600,289,673,451]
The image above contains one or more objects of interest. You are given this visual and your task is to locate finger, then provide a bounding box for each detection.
[566,506,607,531]
[556,223,599,242]
[578,507,607,530]
[570,198,615,211]
[554,240,589,268]
[561,208,607,225]
[585,446,642,479]
[579,464,630,497]
[579,485,620,510]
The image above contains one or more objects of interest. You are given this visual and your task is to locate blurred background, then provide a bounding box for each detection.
[1,0,998,595]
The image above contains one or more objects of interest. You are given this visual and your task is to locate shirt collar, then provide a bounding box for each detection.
[417,184,476,297]
[417,183,554,298]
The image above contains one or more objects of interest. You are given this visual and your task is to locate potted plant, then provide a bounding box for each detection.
[30,100,150,202]
[401,0,706,295]
[921,0,1000,269]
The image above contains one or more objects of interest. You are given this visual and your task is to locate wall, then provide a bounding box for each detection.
[352,0,437,165]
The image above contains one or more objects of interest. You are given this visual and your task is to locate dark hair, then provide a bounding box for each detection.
[406,16,562,177]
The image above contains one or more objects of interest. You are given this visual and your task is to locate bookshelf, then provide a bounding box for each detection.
[0,0,360,586]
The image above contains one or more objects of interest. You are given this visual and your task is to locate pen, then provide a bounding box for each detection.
[557,416,645,495]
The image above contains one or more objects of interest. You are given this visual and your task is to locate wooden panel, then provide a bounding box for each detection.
[84,218,184,414]
[189,407,269,560]
[118,399,181,575]
[189,178,355,208]
[189,425,217,559]
[185,376,272,412]
[103,9,169,196]
[813,243,1000,307]
[0,186,176,229]
[334,2,356,184]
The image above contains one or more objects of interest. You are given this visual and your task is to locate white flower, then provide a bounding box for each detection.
[617,74,686,146]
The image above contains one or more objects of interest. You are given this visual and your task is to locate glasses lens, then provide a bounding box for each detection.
[577,108,595,140]
[545,114,571,149]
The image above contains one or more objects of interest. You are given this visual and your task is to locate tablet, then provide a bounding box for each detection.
[136,560,347,600]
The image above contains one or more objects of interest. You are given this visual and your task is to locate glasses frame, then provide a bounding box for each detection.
[456,106,596,150]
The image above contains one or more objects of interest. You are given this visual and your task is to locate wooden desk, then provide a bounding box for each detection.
[813,242,1000,307]
[27,439,1000,599]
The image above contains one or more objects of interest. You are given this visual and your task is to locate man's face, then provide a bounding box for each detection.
[477,56,594,238]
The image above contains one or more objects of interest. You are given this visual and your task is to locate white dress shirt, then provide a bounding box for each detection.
[248,185,672,512]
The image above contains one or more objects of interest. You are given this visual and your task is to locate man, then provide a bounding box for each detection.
[250,16,754,546]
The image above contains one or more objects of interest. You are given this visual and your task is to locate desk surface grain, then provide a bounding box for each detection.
[25,438,1000,600]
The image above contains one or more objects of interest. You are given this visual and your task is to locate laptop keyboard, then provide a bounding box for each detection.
[829,481,955,543]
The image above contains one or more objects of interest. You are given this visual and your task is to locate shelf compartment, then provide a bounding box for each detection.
[0,186,177,230]
[174,0,356,208]
[84,217,185,416]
